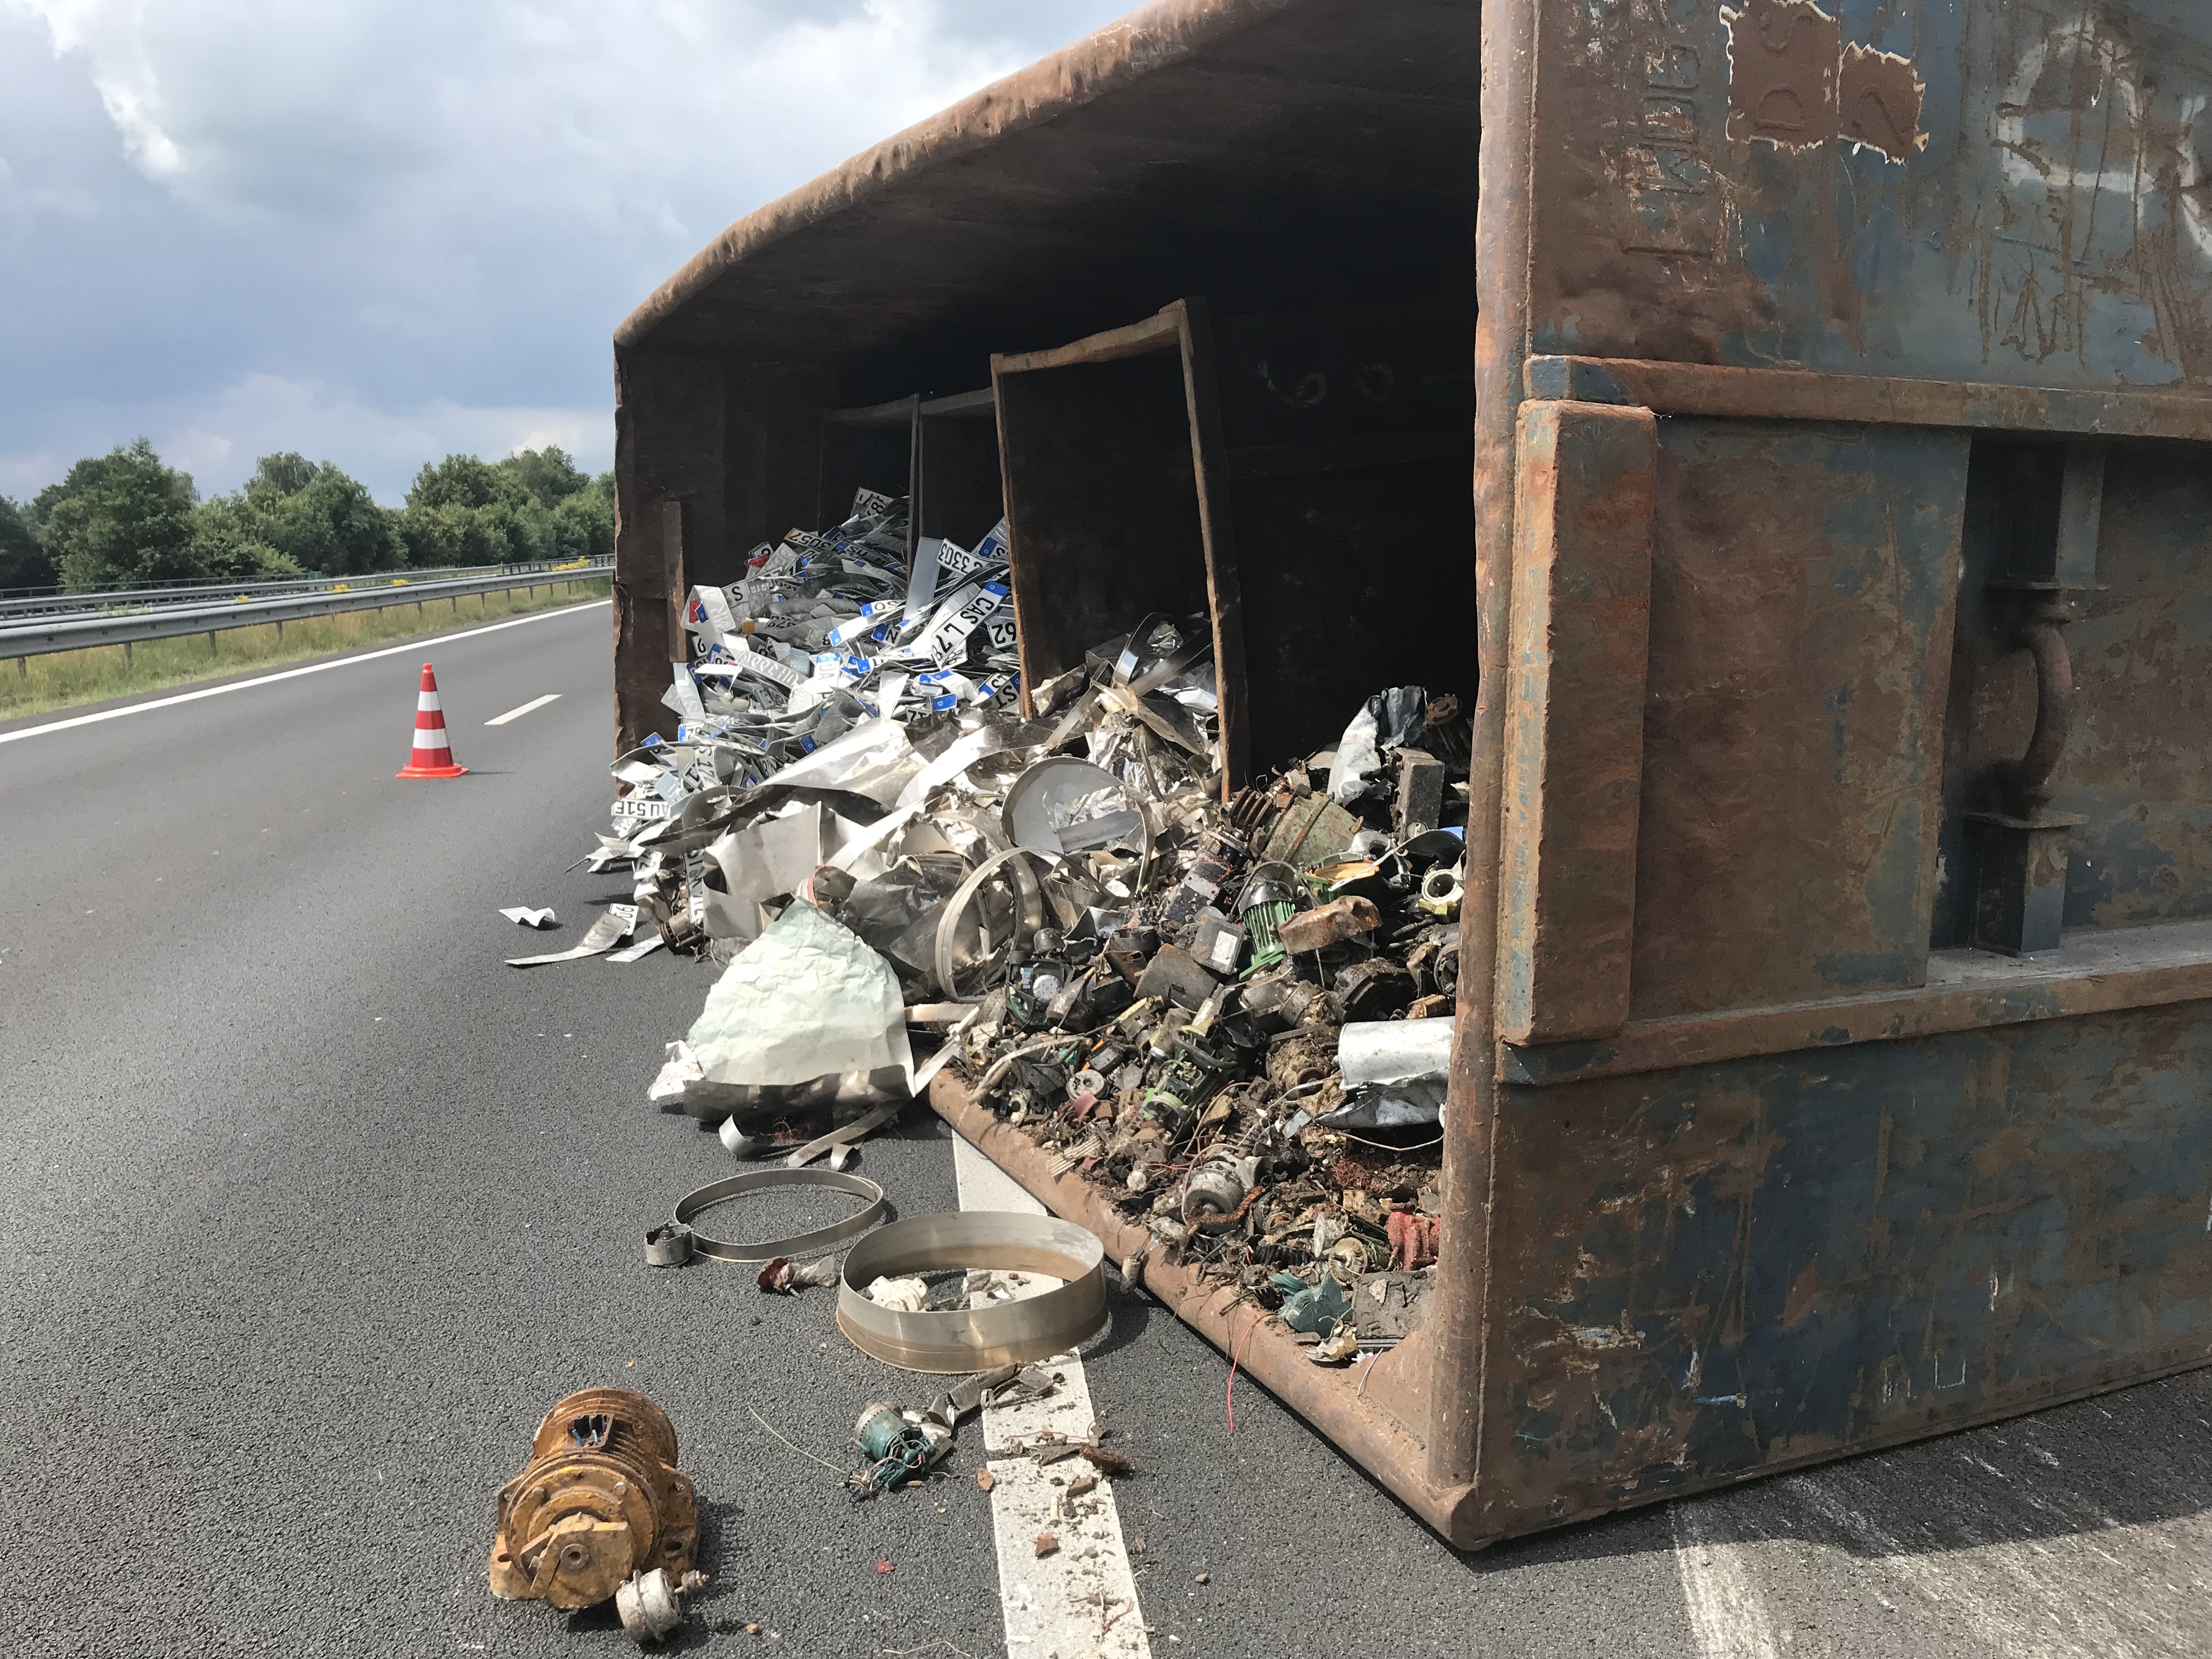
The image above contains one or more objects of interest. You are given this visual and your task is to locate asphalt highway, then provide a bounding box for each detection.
[1,600,2205,1657]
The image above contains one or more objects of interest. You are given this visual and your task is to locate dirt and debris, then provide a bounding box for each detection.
[850,1364,1057,1499]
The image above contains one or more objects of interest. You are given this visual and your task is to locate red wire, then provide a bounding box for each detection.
[1226,1314,1261,1433]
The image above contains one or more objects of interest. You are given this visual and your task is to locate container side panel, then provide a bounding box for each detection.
[1530,0,2212,391]
[1499,399,1656,1043]
[1630,420,1967,1018]
[721,364,839,583]
[1474,1004,2212,1537]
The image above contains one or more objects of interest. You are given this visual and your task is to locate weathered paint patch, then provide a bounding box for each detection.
[1720,0,1925,162]
[1723,0,1841,153]
[1839,43,1928,162]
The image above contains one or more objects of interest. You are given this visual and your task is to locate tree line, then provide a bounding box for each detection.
[0,438,615,592]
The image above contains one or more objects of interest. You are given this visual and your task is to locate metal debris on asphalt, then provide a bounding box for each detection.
[489,1389,698,1629]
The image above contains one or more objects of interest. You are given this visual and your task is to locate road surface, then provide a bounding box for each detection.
[1,600,2204,1657]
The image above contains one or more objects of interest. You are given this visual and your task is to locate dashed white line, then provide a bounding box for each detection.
[951,1132,1151,1658]
[485,692,562,726]
[0,600,607,747]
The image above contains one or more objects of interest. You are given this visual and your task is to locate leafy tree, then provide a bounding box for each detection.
[191,495,303,581]
[551,471,615,562]
[498,444,589,510]
[261,464,403,575]
[31,439,203,589]
[407,453,533,515]
[193,454,399,579]
[0,496,55,591]
[26,441,607,591]
[400,450,583,567]
[243,452,319,503]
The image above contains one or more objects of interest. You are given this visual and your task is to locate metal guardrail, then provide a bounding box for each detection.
[0,558,600,622]
[2,561,611,665]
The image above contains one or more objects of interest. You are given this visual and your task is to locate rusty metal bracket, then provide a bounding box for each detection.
[1968,444,2105,957]
[2006,591,2076,816]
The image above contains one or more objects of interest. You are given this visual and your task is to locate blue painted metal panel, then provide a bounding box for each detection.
[1479,1004,2212,1527]
[1532,0,2212,392]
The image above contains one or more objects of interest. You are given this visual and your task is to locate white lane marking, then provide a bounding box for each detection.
[0,600,608,747]
[485,692,562,726]
[1672,1500,1782,1659]
[951,1132,1151,1658]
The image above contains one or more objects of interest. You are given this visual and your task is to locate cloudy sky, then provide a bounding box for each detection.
[0,1,1131,504]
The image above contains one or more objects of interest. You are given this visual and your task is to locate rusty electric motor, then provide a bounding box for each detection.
[489,1388,698,1611]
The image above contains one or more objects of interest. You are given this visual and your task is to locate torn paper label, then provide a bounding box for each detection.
[500,906,557,929]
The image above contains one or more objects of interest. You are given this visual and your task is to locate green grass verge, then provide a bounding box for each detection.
[1,575,611,722]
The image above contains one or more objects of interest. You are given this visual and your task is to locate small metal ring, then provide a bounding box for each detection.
[672,1167,887,1263]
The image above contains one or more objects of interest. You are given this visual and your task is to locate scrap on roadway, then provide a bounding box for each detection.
[0,599,2204,1658]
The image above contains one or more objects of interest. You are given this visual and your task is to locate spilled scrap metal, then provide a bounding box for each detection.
[574,486,1465,1357]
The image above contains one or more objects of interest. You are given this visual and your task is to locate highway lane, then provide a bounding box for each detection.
[1,599,2206,1657]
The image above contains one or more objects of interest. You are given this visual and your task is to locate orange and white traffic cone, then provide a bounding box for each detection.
[396,662,468,779]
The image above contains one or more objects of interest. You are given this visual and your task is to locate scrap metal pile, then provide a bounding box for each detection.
[596,489,1470,1367]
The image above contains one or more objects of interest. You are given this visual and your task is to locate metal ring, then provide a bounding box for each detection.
[835,1211,1109,1373]
[672,1167,887,1263]
[932,845,1045,998]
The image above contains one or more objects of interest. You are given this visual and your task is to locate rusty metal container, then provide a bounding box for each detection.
[611,0,2212,1548]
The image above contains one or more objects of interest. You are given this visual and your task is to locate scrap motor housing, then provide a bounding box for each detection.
[489,1388,697,1610]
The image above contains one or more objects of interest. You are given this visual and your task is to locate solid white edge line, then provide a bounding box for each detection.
[486,692,563,726]
[0,599,608,747]
[950,1132,1152,1659]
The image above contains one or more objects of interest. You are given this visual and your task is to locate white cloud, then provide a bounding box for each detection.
[15,0,185,178]
[0,0,1133,498]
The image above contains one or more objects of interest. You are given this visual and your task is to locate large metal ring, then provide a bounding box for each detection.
[835,1211,1109,1373]
[932,846,1046,998]
[672,1168,886,1262]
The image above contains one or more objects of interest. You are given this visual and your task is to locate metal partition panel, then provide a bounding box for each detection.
[915,394,1007,552]
[992,340,1215,695]
[991,302,1251,790]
